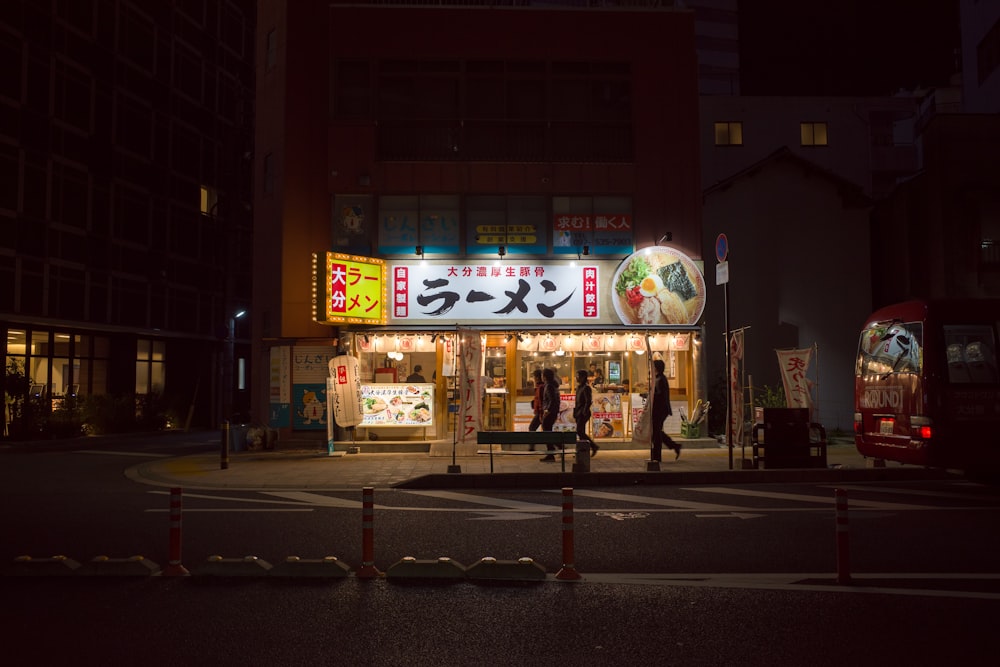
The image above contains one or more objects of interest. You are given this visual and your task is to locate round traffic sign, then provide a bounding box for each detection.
[715,234,729,262]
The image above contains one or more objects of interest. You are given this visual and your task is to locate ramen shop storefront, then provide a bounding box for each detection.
[306,247,708,450]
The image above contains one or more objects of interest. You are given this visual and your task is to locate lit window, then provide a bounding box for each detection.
[801,122,829,146]
[199,186,218,215]
[714,121,743,146]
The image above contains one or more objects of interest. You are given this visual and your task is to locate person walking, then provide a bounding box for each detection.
[527,368,544,451]
[651,358,681,462]
[540,368,561,461]
[574,369,598,458]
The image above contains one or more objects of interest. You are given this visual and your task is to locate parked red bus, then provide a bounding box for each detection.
[854,299,1000,474]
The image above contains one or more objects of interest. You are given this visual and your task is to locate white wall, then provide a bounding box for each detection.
[702,157,872,432]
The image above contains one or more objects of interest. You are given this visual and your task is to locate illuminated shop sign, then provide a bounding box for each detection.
[611,246,706,326]
[390,263,599,323]
[312,252,387,325]
[553,214,633,255]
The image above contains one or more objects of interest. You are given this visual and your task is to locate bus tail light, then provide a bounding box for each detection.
[912,416,932,440]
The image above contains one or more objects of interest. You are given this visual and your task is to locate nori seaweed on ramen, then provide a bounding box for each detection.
[658,262,697,301]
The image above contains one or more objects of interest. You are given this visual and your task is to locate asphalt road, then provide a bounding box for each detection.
[2,434,998,666]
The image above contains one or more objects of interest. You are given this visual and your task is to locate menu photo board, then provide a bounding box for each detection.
[591,392,625,438]
[360,383,435,427]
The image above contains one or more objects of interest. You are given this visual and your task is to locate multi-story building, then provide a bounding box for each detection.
[254,1,706,451]
[0,1,256,438]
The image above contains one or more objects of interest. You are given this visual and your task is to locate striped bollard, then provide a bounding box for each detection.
[356,486,382,578]
[162,487,190,576]
[835,488,851,585]
[555,487,582,581]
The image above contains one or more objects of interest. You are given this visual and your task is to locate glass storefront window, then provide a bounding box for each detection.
[136,338,165,394]
[30,331,51,397]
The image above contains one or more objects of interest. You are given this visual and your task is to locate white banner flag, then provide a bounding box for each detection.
[457,328,483,443]
[776,347,813,409]
[730,330,744,446]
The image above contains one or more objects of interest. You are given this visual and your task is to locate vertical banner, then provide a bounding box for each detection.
[457,328,483,443]
[629,334,654,447]
[777,346,814,410]
[729,330,744,447]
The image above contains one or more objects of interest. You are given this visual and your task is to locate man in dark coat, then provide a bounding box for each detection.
[651,358,681,462]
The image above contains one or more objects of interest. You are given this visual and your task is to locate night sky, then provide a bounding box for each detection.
[739,0,961,96]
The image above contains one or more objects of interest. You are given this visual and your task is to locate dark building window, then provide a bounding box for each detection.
[172,41,204,104]
[117,4,156,74]
[0,144,18,213]
[112,185,151,245]
[51,162,89,230]
[263,153,274,194]
[0,31,24,104]
[338,59,632,162]
[977,17,1000,85]
[114,93,153,158]
[52,59,93,133]
[266,29,277,71]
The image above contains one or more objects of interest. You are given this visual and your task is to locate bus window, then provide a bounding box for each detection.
[944,326,997,384]
[857,322,922,377]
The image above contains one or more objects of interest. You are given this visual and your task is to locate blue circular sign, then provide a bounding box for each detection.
[715,234,729,262]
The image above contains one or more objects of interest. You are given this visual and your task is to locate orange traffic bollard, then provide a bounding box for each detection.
[356,486,382,578]
[555,487,582,581]
[162,487,190,576]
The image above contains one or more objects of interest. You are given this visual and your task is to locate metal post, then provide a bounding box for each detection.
[221,420,230,470]
[725,282,733,470]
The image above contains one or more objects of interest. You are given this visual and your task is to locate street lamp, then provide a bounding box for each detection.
[223,310,247,423]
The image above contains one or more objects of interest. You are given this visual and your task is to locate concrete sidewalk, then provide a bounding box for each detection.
[129,439,953,491]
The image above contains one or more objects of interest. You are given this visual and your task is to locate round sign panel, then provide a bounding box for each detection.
[611,246,706,326]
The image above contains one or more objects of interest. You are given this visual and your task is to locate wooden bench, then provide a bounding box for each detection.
[476,431,579,472]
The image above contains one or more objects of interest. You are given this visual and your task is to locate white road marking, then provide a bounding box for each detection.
[582,572,1000,600]
[146,507,314,514]
[469,512,550,521]
[147,490,316,506]
[823,484,1000,502]
[400,489,554,511]
[260,491,362,508]
[77,450,169,458]
[685,486,934,510]
[555,488,749,511]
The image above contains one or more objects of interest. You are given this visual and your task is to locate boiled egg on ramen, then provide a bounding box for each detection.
[639,274,663,297]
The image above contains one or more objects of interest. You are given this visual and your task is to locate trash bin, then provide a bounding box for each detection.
[572,439,591,473]
[229,423,250,452]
